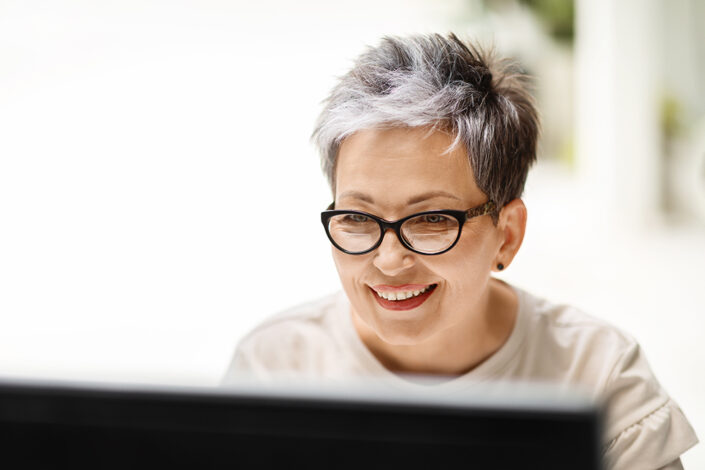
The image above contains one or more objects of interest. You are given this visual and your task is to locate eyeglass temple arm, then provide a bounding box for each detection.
[466,201,497,218]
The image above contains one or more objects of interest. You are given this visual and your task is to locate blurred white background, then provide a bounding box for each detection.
[1,0,702,465]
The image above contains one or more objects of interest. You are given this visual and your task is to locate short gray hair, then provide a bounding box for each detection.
[311,33,539,217]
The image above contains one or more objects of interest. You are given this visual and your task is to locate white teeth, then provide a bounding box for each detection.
[375,285,434,301]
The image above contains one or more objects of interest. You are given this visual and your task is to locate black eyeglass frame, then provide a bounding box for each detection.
[320,200,497,256]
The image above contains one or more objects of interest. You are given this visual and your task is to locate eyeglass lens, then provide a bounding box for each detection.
[327,213,460,254]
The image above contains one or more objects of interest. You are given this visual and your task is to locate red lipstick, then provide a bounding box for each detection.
[369,284,437,311]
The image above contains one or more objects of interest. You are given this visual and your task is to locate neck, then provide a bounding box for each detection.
[352,278,518,377]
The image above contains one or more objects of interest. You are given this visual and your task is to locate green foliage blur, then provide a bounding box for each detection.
[518,0,574,42]
[484,0,574,43]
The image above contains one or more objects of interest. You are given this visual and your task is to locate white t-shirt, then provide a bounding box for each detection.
[222,285,698,470]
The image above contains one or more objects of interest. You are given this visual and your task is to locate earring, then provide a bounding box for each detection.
[497,263,504,271]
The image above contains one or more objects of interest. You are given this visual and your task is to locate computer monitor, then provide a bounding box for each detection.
[0,376,603,469]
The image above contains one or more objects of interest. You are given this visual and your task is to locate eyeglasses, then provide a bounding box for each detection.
[320,200,496,255]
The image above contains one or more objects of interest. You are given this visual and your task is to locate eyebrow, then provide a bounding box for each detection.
[337,190,461,205]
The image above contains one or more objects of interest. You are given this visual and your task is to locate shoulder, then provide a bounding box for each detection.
[515,287,698,469]
[221,291,348,383]
[516,287,638,390]
[240,292,343,357]
[242,292,341,341]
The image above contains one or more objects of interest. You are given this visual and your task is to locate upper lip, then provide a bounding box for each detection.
[370,284,435,293]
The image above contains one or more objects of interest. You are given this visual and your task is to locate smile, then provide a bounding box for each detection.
[369,284,437,311]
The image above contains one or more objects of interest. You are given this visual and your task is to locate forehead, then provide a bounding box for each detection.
[335,127,481,206]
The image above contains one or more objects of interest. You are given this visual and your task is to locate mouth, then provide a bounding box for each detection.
[369,284,438,311]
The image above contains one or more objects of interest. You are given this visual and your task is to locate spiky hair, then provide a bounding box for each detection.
[311,33,539,216]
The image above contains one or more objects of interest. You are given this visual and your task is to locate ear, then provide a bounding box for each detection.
[492,198,527,271]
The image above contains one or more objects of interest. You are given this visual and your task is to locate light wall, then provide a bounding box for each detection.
[0,0,702,465]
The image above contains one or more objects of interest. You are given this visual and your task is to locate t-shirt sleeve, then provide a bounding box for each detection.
[657,458,684,470]
[220,327,307,385]
[601,341,698,470]
[220,341,261,386]
[220,315,343,386]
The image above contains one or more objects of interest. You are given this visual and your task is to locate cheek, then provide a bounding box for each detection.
[331,251,377,313]
[331,248,349,274]
[435,238,495,291]
[331,249,366,286]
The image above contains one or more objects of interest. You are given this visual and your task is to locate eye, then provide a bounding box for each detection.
[421,214,447,223]
[343,213,370,223]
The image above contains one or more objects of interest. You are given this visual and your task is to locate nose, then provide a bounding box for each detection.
[372,229,415,276]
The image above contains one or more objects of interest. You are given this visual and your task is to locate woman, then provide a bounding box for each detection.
[222,34,697,469]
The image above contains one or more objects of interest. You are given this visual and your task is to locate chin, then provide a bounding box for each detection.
[370,316,439,346]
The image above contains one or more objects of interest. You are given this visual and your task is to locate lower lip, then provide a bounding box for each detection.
[371,285,437,311]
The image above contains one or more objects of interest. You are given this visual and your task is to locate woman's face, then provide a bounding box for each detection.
[333,126,506,346]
